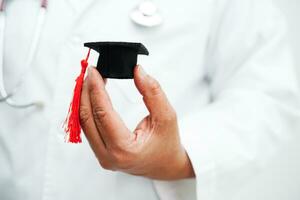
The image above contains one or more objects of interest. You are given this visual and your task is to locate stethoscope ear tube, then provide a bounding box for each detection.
[0,93,12,102]
[0,1,46,109]
[0,0,162,109]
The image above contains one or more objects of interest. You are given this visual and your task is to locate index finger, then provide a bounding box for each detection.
[87,67,131,146]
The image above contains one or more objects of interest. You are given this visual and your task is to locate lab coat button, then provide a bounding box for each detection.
[203,75,211,84]
[139,1,157,16]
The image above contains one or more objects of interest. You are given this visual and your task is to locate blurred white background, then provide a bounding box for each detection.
[275,0,300,72]
[247,1,300,199]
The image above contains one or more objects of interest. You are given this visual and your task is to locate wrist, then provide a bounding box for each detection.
[164,146,195,180]
[177,147,195,179]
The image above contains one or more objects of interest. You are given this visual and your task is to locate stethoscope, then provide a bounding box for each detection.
[0,0,162,109]
[130,0,163,27]
[0,0,47,108]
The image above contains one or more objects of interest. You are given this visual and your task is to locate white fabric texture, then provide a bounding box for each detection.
[0,0,299,200]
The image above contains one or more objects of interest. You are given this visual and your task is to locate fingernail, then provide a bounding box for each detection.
[87,66,94,79]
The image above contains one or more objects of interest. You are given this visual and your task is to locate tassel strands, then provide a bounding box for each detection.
[64,49,91,143]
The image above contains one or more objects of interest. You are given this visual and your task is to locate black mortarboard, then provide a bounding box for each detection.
[84,42,149,79]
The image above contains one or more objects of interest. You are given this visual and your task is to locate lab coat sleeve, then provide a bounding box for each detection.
[178,0,299,199]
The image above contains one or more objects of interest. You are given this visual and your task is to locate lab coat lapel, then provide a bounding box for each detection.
[64,0,96,14]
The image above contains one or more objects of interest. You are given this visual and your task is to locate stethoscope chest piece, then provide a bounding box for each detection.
[130,1,163,27]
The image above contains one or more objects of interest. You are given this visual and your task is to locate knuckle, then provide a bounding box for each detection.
[148,79,161,96]
[93,106,107,122]
[79,106,91,127]
[110,149,125,164]
[161,109,177,124]
[108,148,133,170]
[99,159,112,170]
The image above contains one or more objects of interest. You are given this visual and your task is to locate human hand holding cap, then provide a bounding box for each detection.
[80,65,195,180]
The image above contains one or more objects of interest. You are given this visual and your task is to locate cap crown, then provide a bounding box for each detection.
[84,42,149,79]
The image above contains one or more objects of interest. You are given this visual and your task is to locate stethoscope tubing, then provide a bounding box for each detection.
[0,0,47,108]
[0,0,162,108]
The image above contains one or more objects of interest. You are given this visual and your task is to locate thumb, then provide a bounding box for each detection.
[134,65,175,121]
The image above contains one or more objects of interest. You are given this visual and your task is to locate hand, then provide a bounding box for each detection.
[80,66,195,180]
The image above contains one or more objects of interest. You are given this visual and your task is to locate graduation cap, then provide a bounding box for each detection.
[84,42,149,79]
[64,42,149,143]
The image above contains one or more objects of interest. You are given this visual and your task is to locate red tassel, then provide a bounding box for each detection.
[64,49,91,143]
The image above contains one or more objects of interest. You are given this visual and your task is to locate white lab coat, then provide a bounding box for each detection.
[0,0,299,200]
